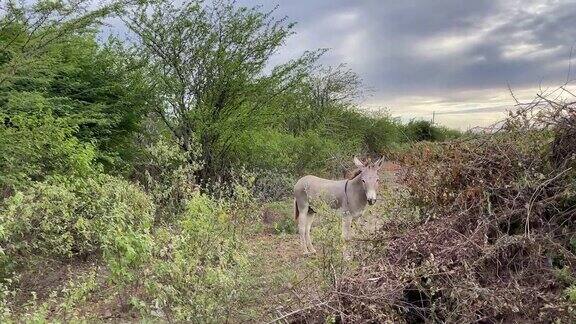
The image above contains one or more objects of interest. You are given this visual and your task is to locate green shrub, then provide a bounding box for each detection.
[233,127,363,177]
[261,201,297,234]
[273,214,297,235]
[362,114,403,153]
[306,204,347,287]
[333,109,403,154]
[0,276,16,321]
[0,174,155,279]
[251,170,293,202]
[404,120,461,142]
[566,285,576,302]
[135,137,201,223]
[233,129,298,172]
[142,193,248,322]
[0,92,97,191]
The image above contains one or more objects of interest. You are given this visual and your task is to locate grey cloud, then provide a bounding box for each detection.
[435,105,511,115]
[239,0,576,98]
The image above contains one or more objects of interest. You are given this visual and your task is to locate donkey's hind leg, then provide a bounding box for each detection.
[305,211,316,253]
[297,204,310,254]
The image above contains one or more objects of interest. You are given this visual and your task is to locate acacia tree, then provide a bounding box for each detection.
[307,64,363,113]
[284,64,364,136]
[0,0,120,86]
[125,0,322,184]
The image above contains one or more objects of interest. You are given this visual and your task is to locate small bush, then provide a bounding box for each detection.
[566,285,576,302]
[309,207,347,285]
[141,193,248,322]
[273,214,297,235]
[252,170,294,202]
[258,201,296,235]
[133,137,201,224]
[404,120,460,142]
[0,174,155,279]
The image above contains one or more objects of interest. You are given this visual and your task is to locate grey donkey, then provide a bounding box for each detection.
[293,156,383,256]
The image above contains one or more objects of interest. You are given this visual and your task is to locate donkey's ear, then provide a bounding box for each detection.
[374,157,384,169]
[353,156,365,168]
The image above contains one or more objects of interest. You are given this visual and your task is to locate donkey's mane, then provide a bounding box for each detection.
[347,169,362,180]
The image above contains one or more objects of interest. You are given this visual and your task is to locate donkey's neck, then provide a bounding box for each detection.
[346,174,367,209]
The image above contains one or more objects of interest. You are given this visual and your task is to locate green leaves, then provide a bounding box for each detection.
[142,192,248,321]
[0,174,155,278]
[0,2,155,183]
[0,92,98,188]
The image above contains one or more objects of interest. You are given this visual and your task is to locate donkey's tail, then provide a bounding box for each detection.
[294,199,299,221]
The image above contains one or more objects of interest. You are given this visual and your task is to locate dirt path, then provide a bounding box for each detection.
[242,231,332,322]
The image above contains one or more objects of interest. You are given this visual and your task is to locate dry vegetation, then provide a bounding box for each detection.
[297,87,576,323]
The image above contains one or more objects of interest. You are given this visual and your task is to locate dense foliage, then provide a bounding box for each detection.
[0,175,154,278]
[140,193,248,321]
[0,1,149,183]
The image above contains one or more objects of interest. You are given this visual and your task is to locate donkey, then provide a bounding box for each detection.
[293,156,383,255]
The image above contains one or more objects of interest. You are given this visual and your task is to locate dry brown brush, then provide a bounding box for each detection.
[315,87,576,323]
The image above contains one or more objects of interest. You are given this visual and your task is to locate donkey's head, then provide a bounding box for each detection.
[353,156,384,205]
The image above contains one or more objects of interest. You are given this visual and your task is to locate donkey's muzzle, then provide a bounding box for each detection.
[367,198,377,205]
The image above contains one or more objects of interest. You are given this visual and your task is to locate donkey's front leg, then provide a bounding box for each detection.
[305,213,316,253]
[342,213,353,261]
[341,214,353,241]
[298,209,310,254]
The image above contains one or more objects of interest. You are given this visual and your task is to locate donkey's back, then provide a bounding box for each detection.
[294,175,346,208]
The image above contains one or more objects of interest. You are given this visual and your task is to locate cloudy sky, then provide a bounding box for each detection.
[237,0,576,129]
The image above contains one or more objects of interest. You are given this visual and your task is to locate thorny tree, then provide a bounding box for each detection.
[0,0,118,87]
[286,64,364,135]
[125,0,322,185]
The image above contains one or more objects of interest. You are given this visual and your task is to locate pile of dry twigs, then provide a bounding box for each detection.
[314,86,576,323]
